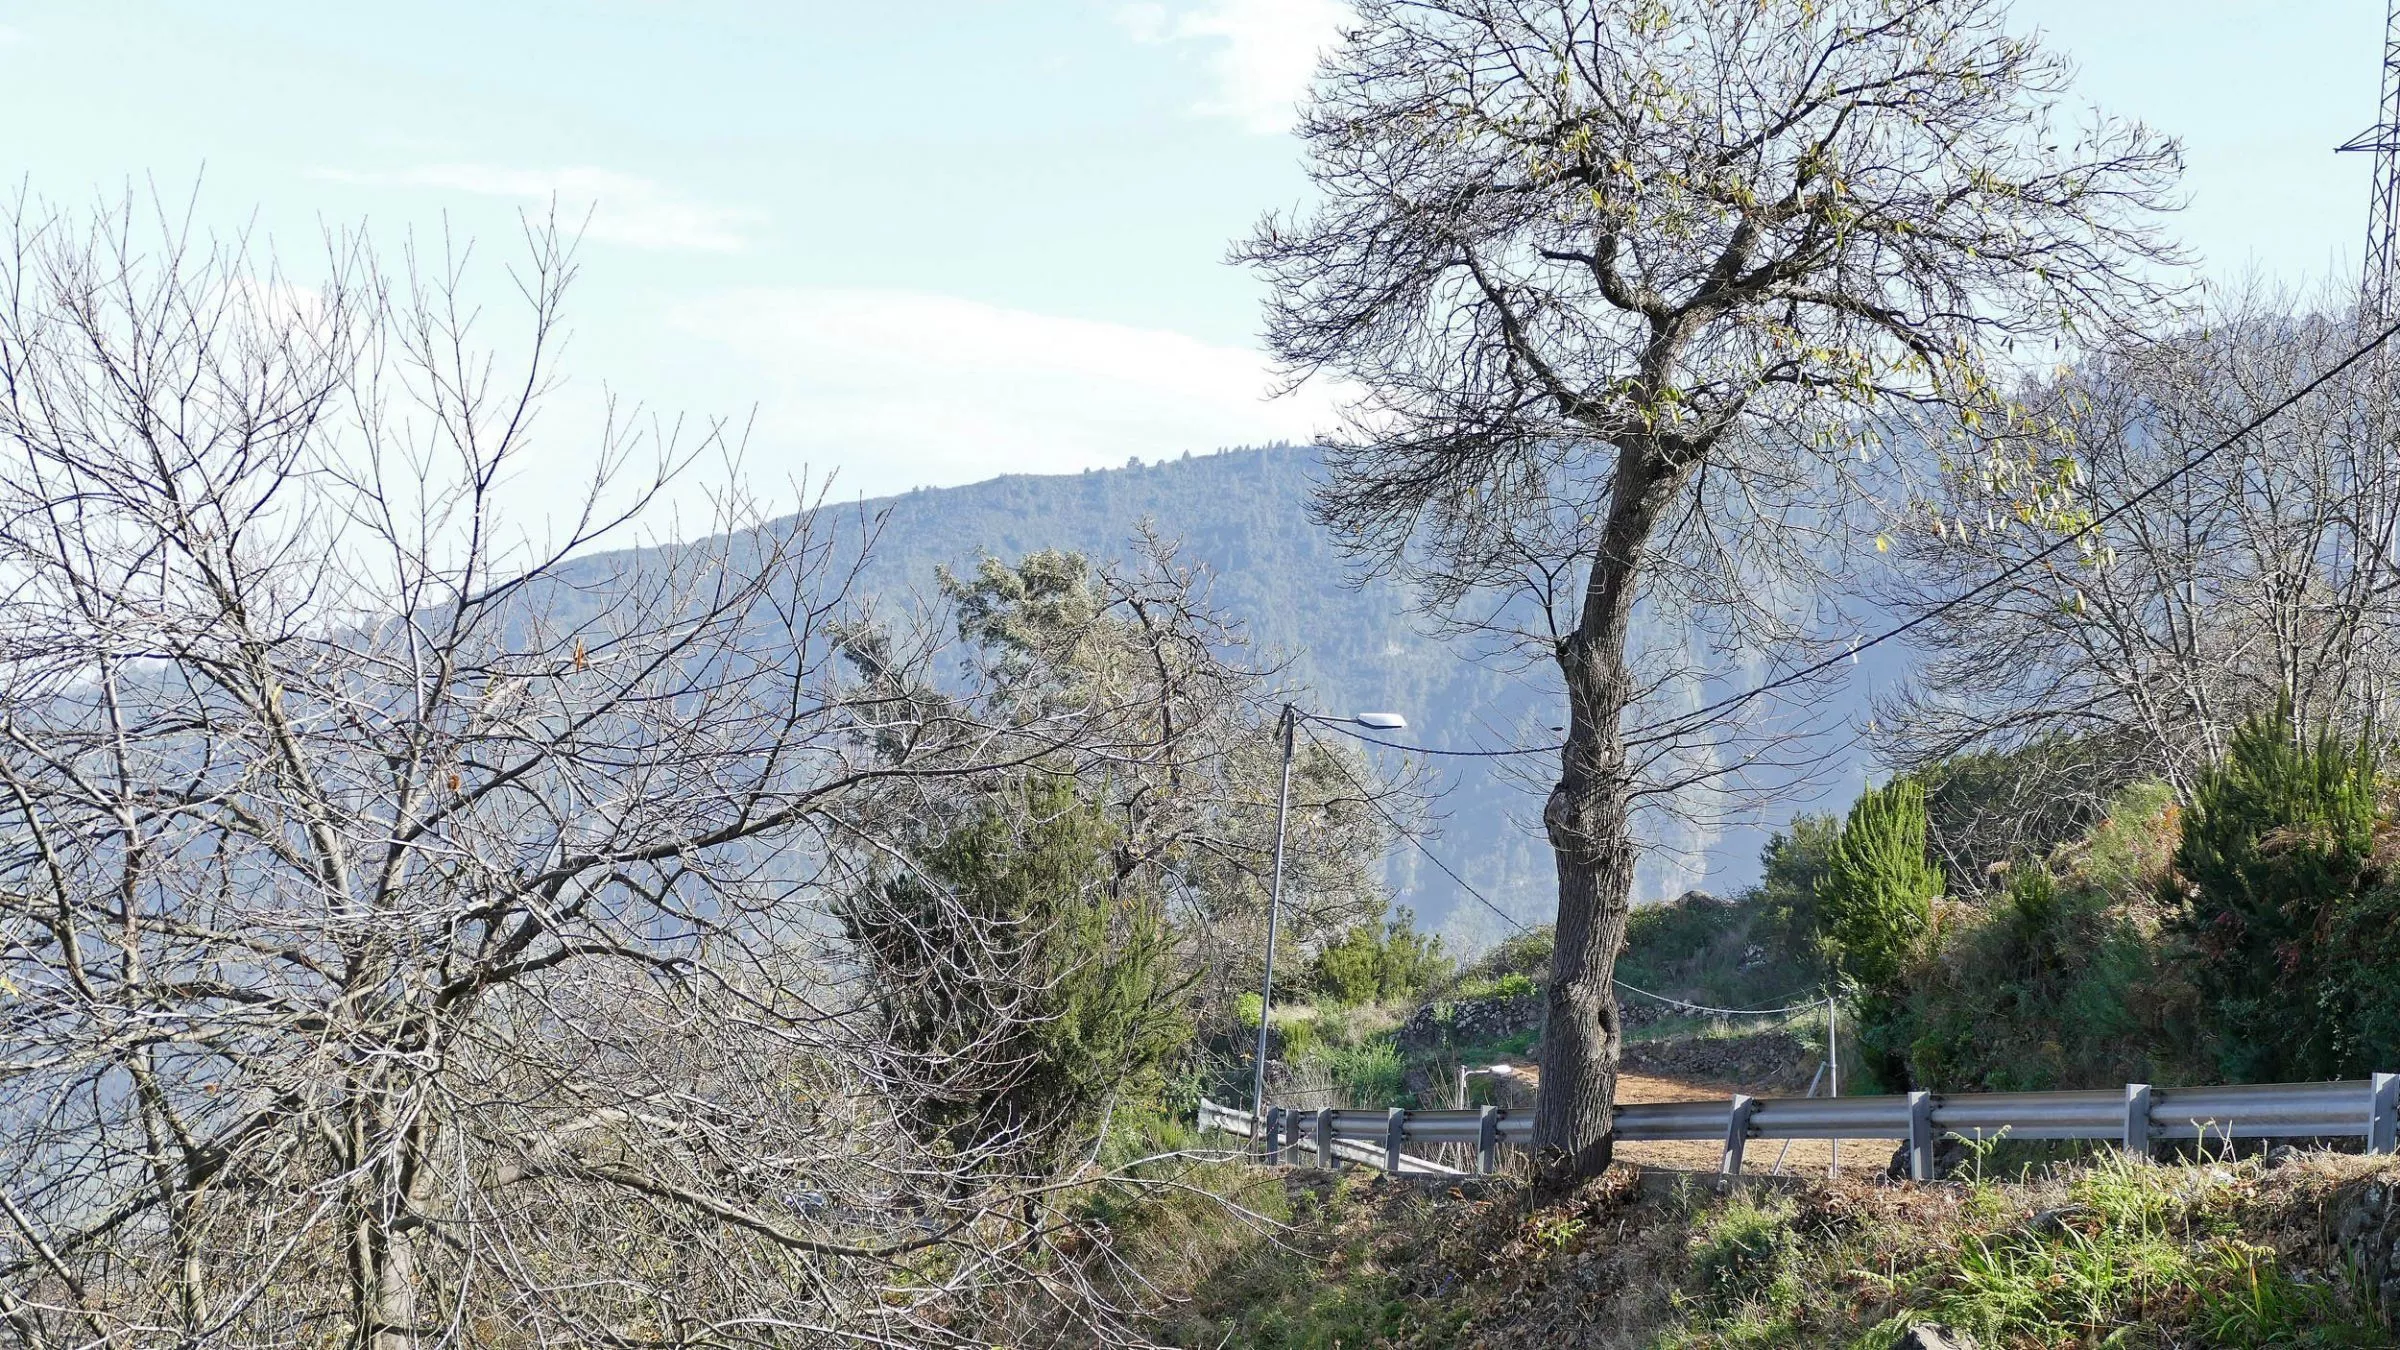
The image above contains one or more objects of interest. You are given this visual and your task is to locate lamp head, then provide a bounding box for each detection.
[1353,712,1408,730]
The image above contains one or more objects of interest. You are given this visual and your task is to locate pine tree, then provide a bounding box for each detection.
[1817,778,1945,994]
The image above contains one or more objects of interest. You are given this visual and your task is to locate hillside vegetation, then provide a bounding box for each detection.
[1122,1151,2400,1348]
[1877,716,2400,1096]
[1460,716,2400,1102]
[1219,707,2400,1165]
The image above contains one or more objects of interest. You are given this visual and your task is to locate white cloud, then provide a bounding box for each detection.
[1119,0,1351,135]
[1114,3,1171,43]
[316,165,754,253]
[666,289,1345,495]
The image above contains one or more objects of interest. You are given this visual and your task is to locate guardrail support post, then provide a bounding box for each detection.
[1906,1091,1935,1182]
[1314,1108,1339,1170]
[1476,1106,1500,1175]
[1264,1107,1284,1164]
[2122,1083,2153,1158]
[1721,1095,1757,1176]
[1385,1108,1407,1173]
[2371,1073,2398,1154]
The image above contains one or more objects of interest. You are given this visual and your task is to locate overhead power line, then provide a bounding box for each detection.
[1300,725,1822,1017]
[1297,723,1531,935]
[1307,715,1552,758]
[1309,316,2400,760]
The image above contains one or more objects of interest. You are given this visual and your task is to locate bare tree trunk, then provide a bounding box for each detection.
[357,1224,420,1350]
[1534,744,1636,1181]
[343,1068,427,1350]
[1534,452,1682,1181]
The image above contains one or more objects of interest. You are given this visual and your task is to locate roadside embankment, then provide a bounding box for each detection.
[1137,1149,2400,1348]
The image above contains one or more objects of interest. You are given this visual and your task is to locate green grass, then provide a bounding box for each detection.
[1688,1194,1804,1317]
[1130,1152,2399,1349]
[1316,1040,1408,1105]
[1850,1156,2393,1349]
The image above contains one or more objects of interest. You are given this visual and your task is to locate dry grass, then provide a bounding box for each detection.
[1125,1149,2400,1349]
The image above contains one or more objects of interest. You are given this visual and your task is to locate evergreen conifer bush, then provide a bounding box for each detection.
[1817,778,1944,1087]
[1818,778,1945,994]
[840,777,1192,1169]
[1307,906,1451,1007]
[2174,712,2384,1082]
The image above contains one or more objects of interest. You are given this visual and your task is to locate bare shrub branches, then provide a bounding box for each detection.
[1881,292,2400,809]
[0,195,1304,1348]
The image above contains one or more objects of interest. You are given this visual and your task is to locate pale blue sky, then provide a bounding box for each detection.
[0,2,2386,513]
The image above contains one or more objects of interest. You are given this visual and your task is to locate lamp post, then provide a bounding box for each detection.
[1251,705,1408,1125]
[1457,1062,1518,1109]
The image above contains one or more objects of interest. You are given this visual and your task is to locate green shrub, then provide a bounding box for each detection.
[1816,778,1944,1088]
[1752,814,1840,966]
[840,776,1191,1170]
[1901,881,2170,1093]
[1998,865,2065,975]
[2174,711,2382,1082]
[2323,879,2400,1072]
[1478,924,1553,979]
[1619,893,1744,988]
[1273,1012,1318,1060]
[1308,905,1451,1006]
[1818,777,1943,993]
[1447,971,1536,1003]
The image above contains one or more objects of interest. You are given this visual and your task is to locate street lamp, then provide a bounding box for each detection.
[1458,1062,1518,1109]
[1251,705,1408,1124]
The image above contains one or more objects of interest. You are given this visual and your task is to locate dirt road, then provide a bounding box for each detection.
[1608,1070,1864,1176]
[1474,1068,1868,1176]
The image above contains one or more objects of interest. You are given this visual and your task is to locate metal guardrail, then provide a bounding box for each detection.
[1203,1072,2400,1180]
[1197,1099,1467,1174]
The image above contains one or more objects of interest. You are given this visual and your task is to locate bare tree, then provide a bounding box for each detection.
[1881,291,2400,810]
[1241,0,2182,1177]
[0,197,1294,1348]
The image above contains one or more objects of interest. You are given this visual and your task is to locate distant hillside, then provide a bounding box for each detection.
[574,444,1907,947]
[825,444,1916,947]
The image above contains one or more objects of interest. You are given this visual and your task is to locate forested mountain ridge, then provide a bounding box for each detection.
[702,443,1898,945]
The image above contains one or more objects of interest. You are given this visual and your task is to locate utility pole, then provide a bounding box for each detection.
[1250,705,1298,1125]
[2341,0,2400,316]
[1827,994,1841,1178]
[1247,706,1409,1129]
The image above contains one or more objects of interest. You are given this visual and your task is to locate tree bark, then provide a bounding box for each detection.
[1533,731,1638,1182]
[1533,445,1685,1182]
[345,1063,428,1350]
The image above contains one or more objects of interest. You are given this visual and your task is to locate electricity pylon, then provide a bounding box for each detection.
[2340,0,2400,316]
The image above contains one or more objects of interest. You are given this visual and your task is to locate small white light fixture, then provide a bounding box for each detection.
[1486,1063,1517,1078]
[1354,711,1408,730]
